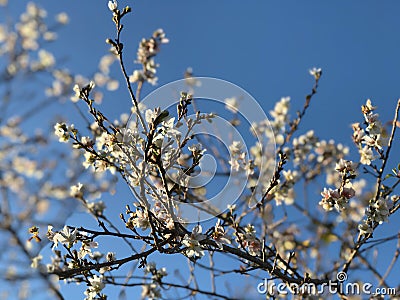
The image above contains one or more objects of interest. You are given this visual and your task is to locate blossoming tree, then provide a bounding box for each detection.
[1,1,399,299]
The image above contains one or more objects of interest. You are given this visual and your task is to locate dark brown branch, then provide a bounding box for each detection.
[52,235,175,279]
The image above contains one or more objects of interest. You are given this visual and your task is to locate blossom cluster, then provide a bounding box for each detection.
[141,262,167,299]
[290,129,349,184]
[228,141,254,175]
[268,96,290,145]
[319,159,356,212]
[39,225,113,299]
[236,224,262,257]
[182,225,206,258]
[352,99,387,165]
[129,29,169,85]
[358,195,393,236]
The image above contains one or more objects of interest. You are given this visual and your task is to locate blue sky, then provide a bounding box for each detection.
[40,0,400,140]
[3,1,400,299]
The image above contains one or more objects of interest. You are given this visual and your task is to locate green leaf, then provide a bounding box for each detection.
[385,173,393,180]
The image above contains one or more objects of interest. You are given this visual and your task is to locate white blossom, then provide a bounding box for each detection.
[54,123,69,143]
[79,240,98,259]
[70,182,83,198]
[84,275,105,300]
[229,141,243,154]
[188,143,206,156]
[141,283,161,300]
[359,146,374,165]
[55,12,69,24]
[212,220,231,249]
[52,226,78,249]
[309,67,322,79]
[87,201,106,215]
[362,134,384,150]
[334,159,355,174]
[182,225,206,258]
[358,220,372,235]
[30,255,42,269]
[108,0,118,11]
